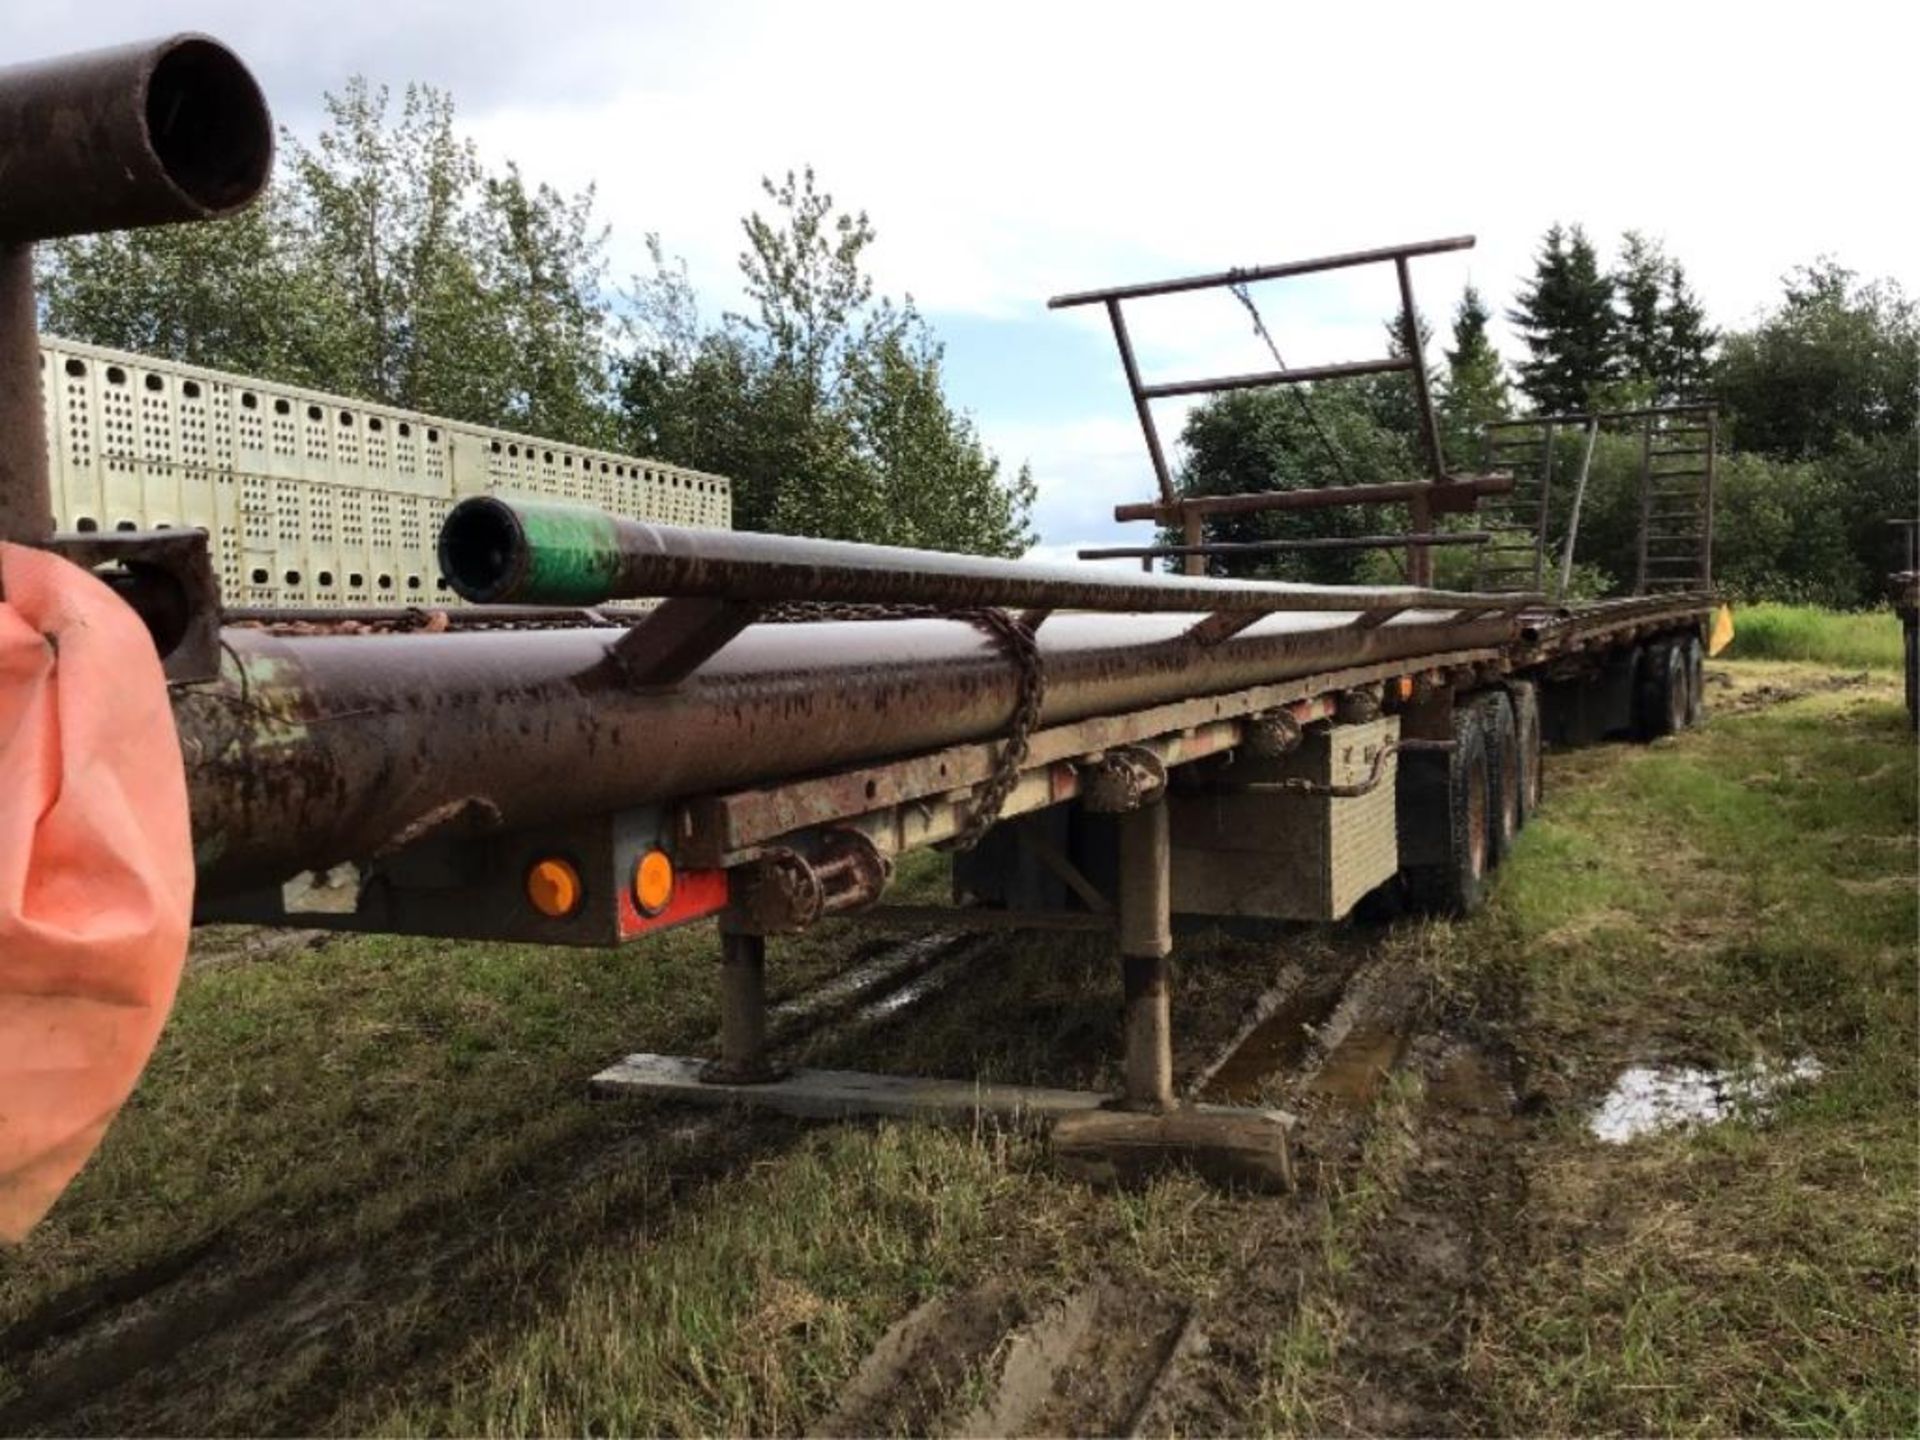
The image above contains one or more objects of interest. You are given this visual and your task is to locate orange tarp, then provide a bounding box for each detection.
[0,542,192,1242]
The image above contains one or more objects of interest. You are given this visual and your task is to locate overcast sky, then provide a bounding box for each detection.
[7,1,1914,557]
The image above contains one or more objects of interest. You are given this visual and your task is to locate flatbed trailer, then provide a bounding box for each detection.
[175,529,1714,1149]
[0,30,1723,1197]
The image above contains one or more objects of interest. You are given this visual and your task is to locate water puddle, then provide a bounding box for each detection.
[1306,1021,1409,1108]
[1590,1056,1823,1143]
[1203,979,1346,1102]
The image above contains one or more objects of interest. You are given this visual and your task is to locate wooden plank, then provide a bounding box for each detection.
[591,1053,1288,1133]
[1052,1107,1295,1193]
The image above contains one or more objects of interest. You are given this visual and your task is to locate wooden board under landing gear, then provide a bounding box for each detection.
[592,1053,1296,1192]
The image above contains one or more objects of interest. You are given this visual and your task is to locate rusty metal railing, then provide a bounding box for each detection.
[1481,403,1718,600]
[1051,237,1490,584]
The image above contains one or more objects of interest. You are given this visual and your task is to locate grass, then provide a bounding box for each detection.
[372,1124,1032,1436]
[2,660,1913,1435]
[1257,1069,1424,1435]
[1724,602,1905,670]
[0,848,1239,1435]
[1460,662,1918,1436]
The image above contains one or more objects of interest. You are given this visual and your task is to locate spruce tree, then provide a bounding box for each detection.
[1508,223,1619,413]
[1658,261,1716,400]
[1615,231,1667,390]
[1439,283,1511,460]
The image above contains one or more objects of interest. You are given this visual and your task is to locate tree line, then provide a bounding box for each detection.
[1179,224,1916,607]
[38,81,1036,557]
[38,73,1914,602]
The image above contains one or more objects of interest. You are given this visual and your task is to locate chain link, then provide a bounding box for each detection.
[733,601,1047,850]
[944,607,1045,851]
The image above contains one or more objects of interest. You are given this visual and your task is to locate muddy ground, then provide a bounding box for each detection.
[2,660,1912,1436]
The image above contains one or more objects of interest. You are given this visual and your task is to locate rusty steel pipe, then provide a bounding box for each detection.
[0,33,272,544]
[1079,532,1493,561]
[1113,473,1514,525]
[437,497,1531,615]
[1136,355,1411,402]
[178,606,1516,896]
[0,244,44,543]
[0,35,272,243]
[1047,235,1476,310]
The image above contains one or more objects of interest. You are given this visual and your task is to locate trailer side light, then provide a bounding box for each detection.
[633,849,675,916]
[526,857,583,918]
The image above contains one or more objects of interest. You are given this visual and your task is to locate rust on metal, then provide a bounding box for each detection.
[1112,473,1514,525]
[1079,531,1492,562]
[438,496,1533,617]
[673,648,1509,874]
[1079,747,1169,815]
[0,35,271,243]
[0,34,272,546]
[178,613,1517,896]
[728,831,893,935]
[38,529,222,682]
[1047,235,1476,310]
[1052,237,1476,588]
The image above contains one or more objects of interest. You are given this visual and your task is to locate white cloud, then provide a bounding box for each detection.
[11,0,1911,330]
[7,0,1913,554]
[424,0,1916,351]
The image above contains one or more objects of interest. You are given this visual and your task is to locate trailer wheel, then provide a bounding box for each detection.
[1480,690,1521,866]
[1508,679,1543,823]
[1635,640,1687,740]
[1404,702,1492,917]
[1682,635,1705,728]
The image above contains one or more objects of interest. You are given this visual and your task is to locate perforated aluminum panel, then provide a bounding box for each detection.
[38,336,733,608]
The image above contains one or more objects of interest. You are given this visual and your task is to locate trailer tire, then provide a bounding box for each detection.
[1508,679,1543,824]
[1404,702,1492,917]
[1682,634,1705,728]
[1635,640,1687,740]
[1479,690,1521,865]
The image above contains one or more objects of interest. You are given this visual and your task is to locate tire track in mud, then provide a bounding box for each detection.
[809,931,1530,1438]
[0,928,992,1436]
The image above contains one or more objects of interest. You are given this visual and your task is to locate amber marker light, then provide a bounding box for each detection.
[526,857,583,918]
[632,849,675,916]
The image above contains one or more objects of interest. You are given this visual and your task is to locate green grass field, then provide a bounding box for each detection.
[2,655,1913,1435]
[1724,602,1905,670]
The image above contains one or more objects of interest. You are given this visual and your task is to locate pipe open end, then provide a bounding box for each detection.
[144,37,272,216]
[438,496,526,604]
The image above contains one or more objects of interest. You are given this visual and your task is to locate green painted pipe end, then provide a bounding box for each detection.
[439,496,623,606]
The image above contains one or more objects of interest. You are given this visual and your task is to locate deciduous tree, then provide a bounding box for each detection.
[619,168,1034,555]
[40,78,614,442]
